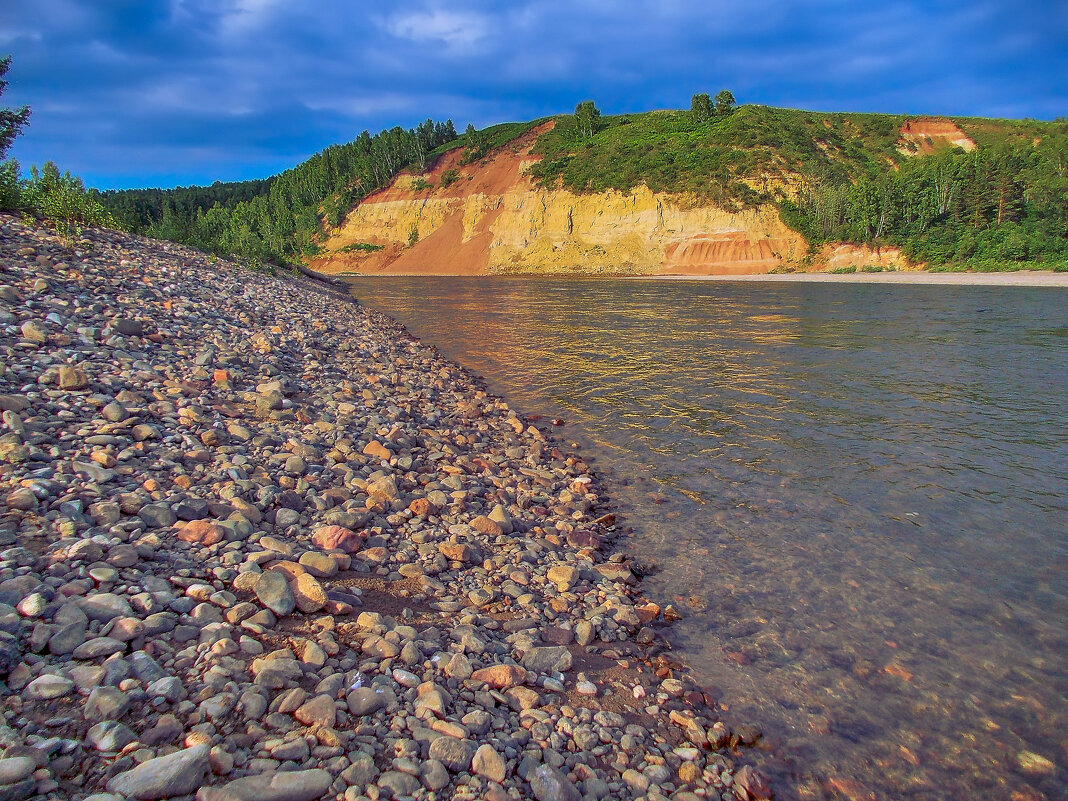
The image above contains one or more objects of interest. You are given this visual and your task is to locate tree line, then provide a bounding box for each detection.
[780,136,1068,267]
[100,119,458,264]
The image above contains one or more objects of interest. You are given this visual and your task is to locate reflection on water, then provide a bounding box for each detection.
[346,277,1068,801]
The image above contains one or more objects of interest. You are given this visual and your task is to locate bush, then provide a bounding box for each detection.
[336,242,384,253]
[1,160,119,236]
[440,169,460,188]
[0,159,19,209]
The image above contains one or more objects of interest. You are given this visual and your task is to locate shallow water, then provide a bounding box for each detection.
[346,276,1068,801]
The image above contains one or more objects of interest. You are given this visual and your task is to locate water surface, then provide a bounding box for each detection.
[347,276,1068,801]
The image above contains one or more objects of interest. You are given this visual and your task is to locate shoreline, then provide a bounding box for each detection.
[331,269,1068,287]
[645,270,1068,287]
[0,218,769,801]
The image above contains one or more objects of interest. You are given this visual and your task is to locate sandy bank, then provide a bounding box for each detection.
[646,270,1068,287]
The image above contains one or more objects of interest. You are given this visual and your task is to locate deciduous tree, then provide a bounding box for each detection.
[714,89,736,116]
[574,100,601,138]
[690,93,713,123]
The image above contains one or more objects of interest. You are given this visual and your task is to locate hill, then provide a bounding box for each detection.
[101,104,1068,274]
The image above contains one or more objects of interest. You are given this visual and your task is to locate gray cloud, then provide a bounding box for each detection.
[1,0,1064,188]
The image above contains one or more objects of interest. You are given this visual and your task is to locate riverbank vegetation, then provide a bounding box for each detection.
[781,130,1068,270]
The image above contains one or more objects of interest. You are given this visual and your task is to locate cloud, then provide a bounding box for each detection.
[382,7,490,49]
[1,0,1064,189]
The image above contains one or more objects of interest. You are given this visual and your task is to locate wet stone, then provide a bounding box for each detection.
[529,764,581,801]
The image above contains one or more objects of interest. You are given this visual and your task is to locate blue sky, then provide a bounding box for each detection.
[1,1,1065,190]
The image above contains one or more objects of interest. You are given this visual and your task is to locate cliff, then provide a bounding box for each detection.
[310,124,819,276]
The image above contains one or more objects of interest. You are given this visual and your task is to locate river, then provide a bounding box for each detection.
[345,276,1068,801]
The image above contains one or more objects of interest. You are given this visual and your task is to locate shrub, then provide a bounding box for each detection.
[336,242,384,253]
[3,161,119,236]
[0,159,19,209]
[440,169,460,188]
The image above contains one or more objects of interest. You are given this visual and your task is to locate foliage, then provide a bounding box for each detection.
[0,158,19,209]
[690,93,713,123]
[714,89,736,116]
[410,177,433,191]
[574,101,601,139]
[440,168,460,188]
[100,119,458,264]
[782,128,1068,267]
[530,105,910,204]
[432,119,545,161]
[407,222,419,247]
[0,160,119,236]
[336,241,384,253]
[0,56,30,160]
[459,123,486,165]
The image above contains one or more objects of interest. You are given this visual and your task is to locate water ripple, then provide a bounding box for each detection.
[348,276,1068,801]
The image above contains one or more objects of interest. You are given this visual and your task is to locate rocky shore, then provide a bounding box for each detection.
[0,215,771,801]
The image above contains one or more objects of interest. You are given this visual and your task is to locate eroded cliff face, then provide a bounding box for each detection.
[310,123,892,276]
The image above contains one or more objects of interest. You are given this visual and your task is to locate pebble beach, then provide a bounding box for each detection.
[0,215,770,801]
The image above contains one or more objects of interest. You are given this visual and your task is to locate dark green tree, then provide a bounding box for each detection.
[0,55,31,159]
[462,123,486,162]
[574,100,601,138]
[690,93,713,123]
[714,89,736,116]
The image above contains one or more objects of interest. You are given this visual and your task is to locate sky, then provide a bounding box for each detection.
[1,0,1065,190]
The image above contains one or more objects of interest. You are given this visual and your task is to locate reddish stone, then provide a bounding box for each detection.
[363,440,391,460]
[470,515,503,536]
[566,530,601,549]
[636,603,661,624]
[357,546,388,564]
[471,664,527,689]
[438,542,473,563]
[735,766,774,800]
[408,498,435,517]
[177,519,225,546]
[311,526,364,553]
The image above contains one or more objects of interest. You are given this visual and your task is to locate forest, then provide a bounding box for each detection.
[780,138,1068,269]
[100,119,457,265]
[6,85,1066,271]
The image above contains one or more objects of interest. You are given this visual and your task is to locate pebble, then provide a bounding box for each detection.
[0,215,755,801]
[106,744,210,799]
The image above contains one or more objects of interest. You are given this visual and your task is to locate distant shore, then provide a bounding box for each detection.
[648,270,1068,287]
[334,269,1068,286]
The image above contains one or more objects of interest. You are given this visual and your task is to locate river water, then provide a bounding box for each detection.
[345,276,1068,801]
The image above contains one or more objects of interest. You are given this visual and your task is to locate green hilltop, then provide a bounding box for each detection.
[23,100,1066,272]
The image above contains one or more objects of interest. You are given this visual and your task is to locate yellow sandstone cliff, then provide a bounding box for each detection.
[310,122,907,276]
